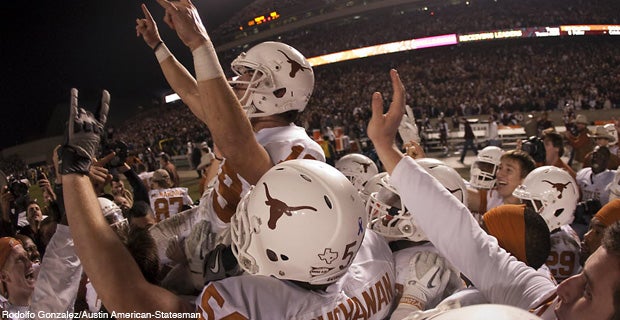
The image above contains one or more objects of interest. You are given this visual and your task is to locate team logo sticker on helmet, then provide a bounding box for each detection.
[277,49,311,78]
[353,160,374,173]
[264,183,317,229]
[318,248,338,264]
[543,180,572,199]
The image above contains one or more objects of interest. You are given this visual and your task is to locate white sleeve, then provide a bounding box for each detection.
[390,157,556,309]
[31,224,83,318]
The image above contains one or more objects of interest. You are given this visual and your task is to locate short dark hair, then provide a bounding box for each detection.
[602,221,620,320]
[501,150,536,179]
[543,131,565,157]
[159,153,170,162]
[114,224,160,284]
[128,201,153,219]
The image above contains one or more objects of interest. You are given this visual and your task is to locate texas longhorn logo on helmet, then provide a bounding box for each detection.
[352,160,374,173]
[277,49,311,78]
[543,180,572,199]
[264,183,317,229]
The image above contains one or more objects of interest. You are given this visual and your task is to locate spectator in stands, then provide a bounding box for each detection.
[438,116,449,155]
[542,130,576,180]
[582,126,620,170]
[486,114,500,147]
[565,114,594,168]
[536,111,554,137]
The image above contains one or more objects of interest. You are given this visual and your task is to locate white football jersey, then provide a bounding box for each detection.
[201,124,325,233]
[546,225,582,283]
[485,188,504,211]
[576,167,615,205]
[149,187,193,222]
[196,230,395,319]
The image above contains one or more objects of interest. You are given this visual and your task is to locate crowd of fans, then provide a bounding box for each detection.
[217,0,620,60]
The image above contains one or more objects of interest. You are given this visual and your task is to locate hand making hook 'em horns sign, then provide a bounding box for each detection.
[155,0,209,51]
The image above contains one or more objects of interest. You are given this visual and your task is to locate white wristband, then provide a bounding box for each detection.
[155,43,172,63]
[193,42,225,81]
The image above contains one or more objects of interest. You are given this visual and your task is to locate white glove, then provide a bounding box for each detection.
[399,105,420,144]
[400,251,452,311]
[165,235,186,264]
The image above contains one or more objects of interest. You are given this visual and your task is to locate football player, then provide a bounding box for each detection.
[367,76,620,320]
[513,166,582,283]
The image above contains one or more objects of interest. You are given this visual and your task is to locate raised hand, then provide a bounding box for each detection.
[367,69,406,151]
[367,69,406,174]
[136,4,163,49]
[156,0,209,50]
[59,88,110,175]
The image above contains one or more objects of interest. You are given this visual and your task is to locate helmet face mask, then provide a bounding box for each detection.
[469,146,503,189]
[231,160,365,285]
[366,179,425,241]
[98,197,127,229]
[229,41,314,118]
[367,159,467,242]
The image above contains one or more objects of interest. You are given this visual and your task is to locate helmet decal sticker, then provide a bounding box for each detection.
[277,49,311,78]
[358,217,364,235]
[263,182,317,229]
[353,160,374,173]
[318,248,338,264]
[542,180,572,199]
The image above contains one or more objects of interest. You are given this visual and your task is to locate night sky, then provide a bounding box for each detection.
[1,0,252,150]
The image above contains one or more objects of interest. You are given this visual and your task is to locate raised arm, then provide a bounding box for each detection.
[59,89,192,316]
[155,0,272,184]
[136,3,204,123]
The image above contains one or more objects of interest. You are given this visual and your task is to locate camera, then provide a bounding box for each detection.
[521,136,546,163]
[36,169,45,181]
[7,176,30,213]
[101,140,128,168]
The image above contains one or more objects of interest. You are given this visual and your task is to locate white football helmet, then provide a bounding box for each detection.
[231,159,366,285]
[359,172,389,204]
[229,41,314,118]
[367,158,467,241]
[512,166,578,231]
[604,123,618,145]
[98,197,127,227]
[335,153,379,192]
[469,146,503,189]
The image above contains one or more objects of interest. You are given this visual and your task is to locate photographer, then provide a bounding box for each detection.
[0,176,34,238]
